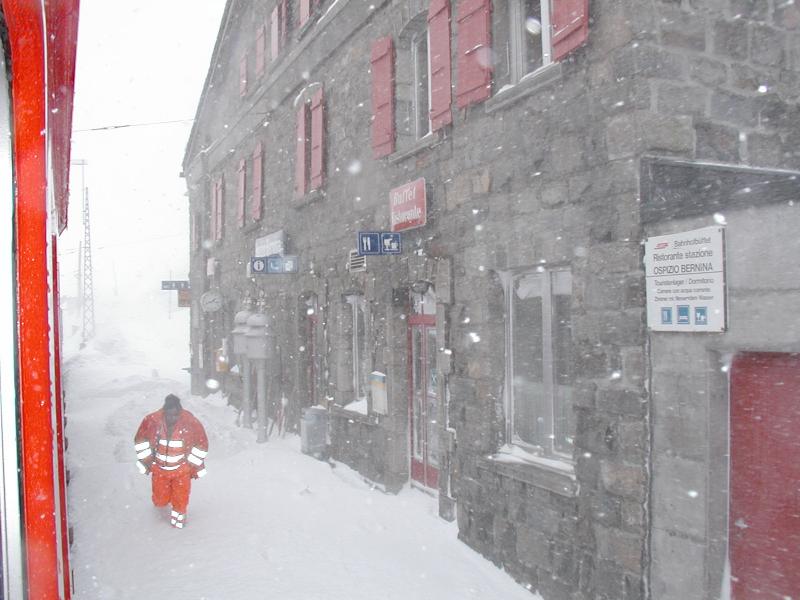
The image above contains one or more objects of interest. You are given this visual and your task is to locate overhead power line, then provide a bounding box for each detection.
[59,233,187,256]
[73,117,194,133]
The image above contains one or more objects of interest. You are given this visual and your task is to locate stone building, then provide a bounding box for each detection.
[183,0,800,598]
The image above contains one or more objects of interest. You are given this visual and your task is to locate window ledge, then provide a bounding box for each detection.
[292,187,325,209]
[477,451,578,498]
[330,405,378,425]
[485,62,563,114]
[242,221,261,234]
[388,130,444,164]
[296,14,318,39]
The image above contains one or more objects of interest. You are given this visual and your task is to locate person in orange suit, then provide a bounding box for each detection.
[134,394,208,528]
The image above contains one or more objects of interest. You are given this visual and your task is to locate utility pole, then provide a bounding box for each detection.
[72,159,95,347]
[81,186,95,345]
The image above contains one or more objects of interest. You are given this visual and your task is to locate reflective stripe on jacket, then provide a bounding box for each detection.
[133,408,209,476]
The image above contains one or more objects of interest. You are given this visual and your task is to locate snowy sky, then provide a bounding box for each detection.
[61,0,226,325]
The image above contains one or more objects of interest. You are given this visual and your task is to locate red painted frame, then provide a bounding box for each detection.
[3,0,79,597]
[730,352,800,598]
[407,314,438,489]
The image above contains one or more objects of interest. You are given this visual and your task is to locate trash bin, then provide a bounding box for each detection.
[300,406,328,459]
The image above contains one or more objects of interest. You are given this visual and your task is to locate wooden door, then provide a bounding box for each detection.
[730,352,800,598]
[409,315,439,489]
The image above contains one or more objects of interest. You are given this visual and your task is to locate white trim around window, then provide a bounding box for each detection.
[503,268,574,461]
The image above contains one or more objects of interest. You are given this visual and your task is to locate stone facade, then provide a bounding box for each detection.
[183,1,800,598]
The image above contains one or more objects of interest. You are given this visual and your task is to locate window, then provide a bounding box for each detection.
[294,88,325,197]
[456,0,588,107]
[270,0,288,61]
[396,16,431,148]
[344,294,369,401]
[504,268,574,458]
[412,31,431,139]
[255,25,266,78]
[210,175,224,241]
[299,0,319,29]
[370,36,395,158]
[493,0,552,90]
[239,53,248,96]
[236,158,246,227]
[251,142,263,221]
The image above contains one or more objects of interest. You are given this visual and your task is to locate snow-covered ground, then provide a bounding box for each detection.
[64,308,541,600]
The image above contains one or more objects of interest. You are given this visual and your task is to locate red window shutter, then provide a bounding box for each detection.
[215,177,225,241]
[428,0,452,131]
[551,0,589,61]
[299,0,311,27]
[280,0,288,47]
[271,6,280,60]
[455,0,491,109]
[252,142,263,221]
[295,103,309,197]
[256,25,266,77]
[209,179,217,243]
[239,54,248,96]
[370,37,395,159]
[310,89,325,190]
[237,159,246,227]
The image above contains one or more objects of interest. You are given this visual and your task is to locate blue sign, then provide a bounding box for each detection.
[661,307,672,325]
[251,256,299,274]
[358,231,403,256]
[694,306,708,325]
[282,256,299,273]
[251,258,268,274]
[267,257,283,273]
[677,305,690,325]
[380,232,402,254]
[358,232,382,256]
[161,280,190,290]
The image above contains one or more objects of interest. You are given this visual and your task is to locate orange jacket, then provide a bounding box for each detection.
[134,409,208,478]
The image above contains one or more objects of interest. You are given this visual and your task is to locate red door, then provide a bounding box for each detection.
[730,352,800,599]
[409,314,439,489]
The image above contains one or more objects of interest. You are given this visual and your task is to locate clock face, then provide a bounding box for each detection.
[200,290,223,312]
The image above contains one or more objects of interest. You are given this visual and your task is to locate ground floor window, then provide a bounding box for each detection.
[504,268,574,458]
[344,294,368,401]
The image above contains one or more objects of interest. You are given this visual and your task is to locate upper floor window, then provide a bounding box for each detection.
[294,88,325,197]
[210,175,224,242]
[396,15,431,148]
[239,53,248,96]
[271,0,289,61]
[236,158,247,227]
[493,0,552,89]
[504,268,574,459]
[371,1,452,158]
[255,24,266,78]
[455,0,589,108]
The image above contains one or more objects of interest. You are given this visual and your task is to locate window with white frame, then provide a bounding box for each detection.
[344,294,369,401]
[504,268,574,458]
[396,15,431,149]
[493,0,552,90]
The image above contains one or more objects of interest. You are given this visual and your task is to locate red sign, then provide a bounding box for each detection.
[390,178,426,232]
[178,289,191,308]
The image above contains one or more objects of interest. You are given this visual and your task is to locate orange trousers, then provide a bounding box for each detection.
[151,466,192,514]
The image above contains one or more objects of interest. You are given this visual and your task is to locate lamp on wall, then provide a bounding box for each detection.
[410,279,432,295]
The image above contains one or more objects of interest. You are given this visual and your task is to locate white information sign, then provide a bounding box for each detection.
[255,230,286,257]
[643,226,726,332]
